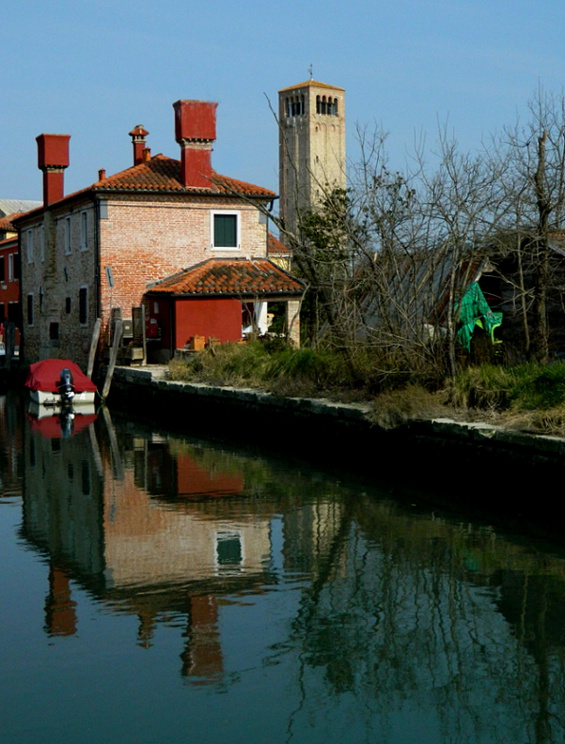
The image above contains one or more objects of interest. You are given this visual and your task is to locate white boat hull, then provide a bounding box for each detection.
[29,389,97,407]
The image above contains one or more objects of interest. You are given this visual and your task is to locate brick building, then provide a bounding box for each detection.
[15,100,304,366]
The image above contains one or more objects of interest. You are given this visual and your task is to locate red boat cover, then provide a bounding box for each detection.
[27,412,98,439]
[25,359,98,394]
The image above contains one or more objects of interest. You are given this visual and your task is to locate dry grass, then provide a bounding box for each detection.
[368,387,453,429]
[169,346,565,437]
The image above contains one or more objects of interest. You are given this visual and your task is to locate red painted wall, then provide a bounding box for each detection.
[176,453,244,498]
[174,298,242,347]
[0,238,21,335]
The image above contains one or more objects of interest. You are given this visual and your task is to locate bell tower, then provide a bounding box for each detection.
[278,79,346,244]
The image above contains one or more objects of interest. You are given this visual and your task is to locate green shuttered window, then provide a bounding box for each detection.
[213,213,238,248]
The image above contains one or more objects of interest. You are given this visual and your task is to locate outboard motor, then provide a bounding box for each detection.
[59,410,75,439]
[57,367,75,404]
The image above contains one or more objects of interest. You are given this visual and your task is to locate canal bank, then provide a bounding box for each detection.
[108,365,565,531]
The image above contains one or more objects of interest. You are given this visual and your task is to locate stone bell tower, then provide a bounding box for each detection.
[278,78,346,244]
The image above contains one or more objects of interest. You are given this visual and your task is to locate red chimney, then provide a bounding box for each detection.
[173,100,217,188]
[129,125,149,166]
[36,133,70,206]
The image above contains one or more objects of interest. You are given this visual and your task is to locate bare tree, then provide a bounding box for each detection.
[493,89,565,362]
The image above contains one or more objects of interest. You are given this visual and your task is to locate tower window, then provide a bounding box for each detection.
[287,94,304,117]
[316,95,339,116]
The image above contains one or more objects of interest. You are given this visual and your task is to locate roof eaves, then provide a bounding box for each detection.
[278,79,345,93]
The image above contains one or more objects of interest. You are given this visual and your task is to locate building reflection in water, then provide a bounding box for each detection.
[14,402,565,742]
[21,412,279,684]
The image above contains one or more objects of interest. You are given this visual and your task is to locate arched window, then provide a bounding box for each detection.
[333,98,338,116]
[321,96,327,115]
[316,95,321,114]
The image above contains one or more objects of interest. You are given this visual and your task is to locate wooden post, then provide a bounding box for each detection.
[87,318,101,379]
[132,306,147,365]
[102,318,123,400]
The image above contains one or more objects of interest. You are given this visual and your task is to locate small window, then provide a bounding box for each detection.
[216,531,242,568]
[64,216,71,255]
[212,212,239,249]
[49,322,59,340]
[9,253,20,281]
[40,225,45,262]
[65,297,71,314]
[27,294,34,326]
[0,256,4,282]
[79,287,88,325]
[80,211,88,250]
[26,229,33,263]
[7,302,19,324]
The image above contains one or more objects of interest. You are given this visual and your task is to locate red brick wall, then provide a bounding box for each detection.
[99,194,268,329]
[19,191,270,364]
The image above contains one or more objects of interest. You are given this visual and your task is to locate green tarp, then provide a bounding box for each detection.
[456,282,502,351]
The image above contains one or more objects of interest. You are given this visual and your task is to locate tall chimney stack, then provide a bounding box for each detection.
[173,100,217,188]
[129,125,149,166]
[36,134,70,206]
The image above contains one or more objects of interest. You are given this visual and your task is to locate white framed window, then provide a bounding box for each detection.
[80,211,88,250]
[64,216,71,255]
[215,530,243,574]
[40,225,45,262]
[79,286,88,326]
[26,229,33,264]
[211,211,240,250]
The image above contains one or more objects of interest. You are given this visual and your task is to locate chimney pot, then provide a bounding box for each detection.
[129,124,149,166]
[36,133,71,206]
[173,100,217,188]
[142,148,151,162]
[98,168,106,180]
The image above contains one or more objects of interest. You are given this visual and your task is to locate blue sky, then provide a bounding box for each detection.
[3,0,565,205]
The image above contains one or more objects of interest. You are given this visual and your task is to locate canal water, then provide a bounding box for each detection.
[2,391,565,744]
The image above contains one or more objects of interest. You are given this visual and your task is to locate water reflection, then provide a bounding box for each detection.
[3,391,565,743]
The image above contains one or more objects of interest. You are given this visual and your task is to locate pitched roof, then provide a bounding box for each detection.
[91,154,275,198]
[278,79,345,93]
[147,257,304,297]
[0,199,41,217]
[267,232,291,255]
[0,212,24,232]
[13,155,276,223]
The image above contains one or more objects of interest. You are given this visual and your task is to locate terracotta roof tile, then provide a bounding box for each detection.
[91,154,275,198]
[278,79,345,93]
[267,232,291,255]
[0,212,23,232]
[148,258,304,297]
